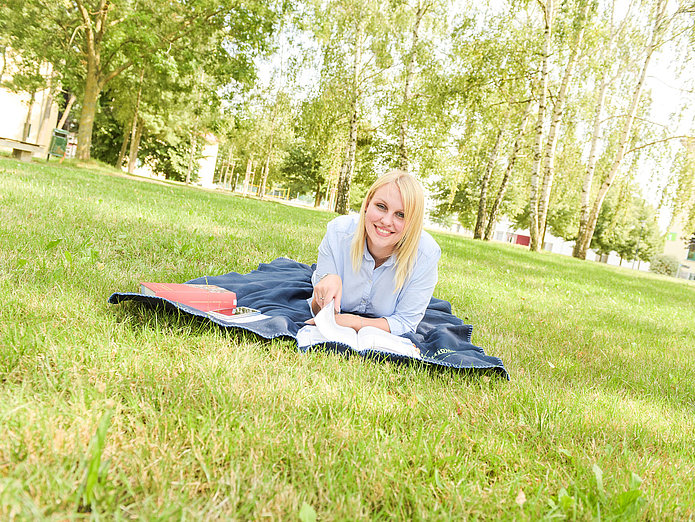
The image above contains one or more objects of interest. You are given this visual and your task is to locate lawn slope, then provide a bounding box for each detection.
[1,158,693,519]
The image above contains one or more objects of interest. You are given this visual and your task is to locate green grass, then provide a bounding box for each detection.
[1,157,694,520]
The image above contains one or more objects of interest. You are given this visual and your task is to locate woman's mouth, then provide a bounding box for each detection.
[374,225,393,237]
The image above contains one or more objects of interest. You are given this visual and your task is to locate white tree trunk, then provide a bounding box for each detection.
[335,21,364,214]
[529,0,554,251]
[485,99,533,241]
[538,0,591,243]
[474,130,503,239]
[576,0,668,258]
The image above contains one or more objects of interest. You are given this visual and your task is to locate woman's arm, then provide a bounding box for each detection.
[382,245,441,336]
[311,274,342,315]
[333,313,390,332]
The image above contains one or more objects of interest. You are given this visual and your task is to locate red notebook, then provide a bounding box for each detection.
[140,282,237,315]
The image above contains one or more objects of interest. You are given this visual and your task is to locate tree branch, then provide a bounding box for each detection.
[626,135,695,155]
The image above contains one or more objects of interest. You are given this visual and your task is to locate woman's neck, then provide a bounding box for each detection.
[369,247,393,268]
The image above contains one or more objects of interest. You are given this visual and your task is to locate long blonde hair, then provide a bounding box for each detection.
[350,169,425,290]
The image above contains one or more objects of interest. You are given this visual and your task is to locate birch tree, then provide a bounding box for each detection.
[528,0,556,251]
[537,0,592,244]
[311,0,397,214]
[573,0,671,259]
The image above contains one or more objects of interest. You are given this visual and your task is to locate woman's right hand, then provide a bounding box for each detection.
[312,274,342,314]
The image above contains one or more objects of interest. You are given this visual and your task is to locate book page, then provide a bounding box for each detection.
[314,300,358,349]
[357,326,421,359]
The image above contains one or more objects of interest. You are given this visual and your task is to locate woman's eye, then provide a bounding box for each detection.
[376,203,386,210]
[396,212,405,219]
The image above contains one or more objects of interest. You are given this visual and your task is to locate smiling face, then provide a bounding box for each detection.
[364,182,407,260]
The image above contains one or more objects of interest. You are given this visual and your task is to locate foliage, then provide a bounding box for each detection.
[139,131,201,182]
[590,189,661,263]
[649,254,680,276]
[3,0,281,158]
[279,141,324,202]
[89,93,125,167]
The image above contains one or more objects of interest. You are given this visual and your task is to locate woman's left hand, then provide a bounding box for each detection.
[305,312,361,331]
[305,313,389,333]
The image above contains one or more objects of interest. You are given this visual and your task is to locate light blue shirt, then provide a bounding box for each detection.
[308,214,440,336]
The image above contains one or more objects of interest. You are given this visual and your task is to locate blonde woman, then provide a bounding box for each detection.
[308,170,440,335]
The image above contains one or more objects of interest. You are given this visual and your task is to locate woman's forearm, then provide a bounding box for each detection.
[334,313,390,333]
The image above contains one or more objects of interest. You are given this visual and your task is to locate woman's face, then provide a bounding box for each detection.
[364,182,406,258]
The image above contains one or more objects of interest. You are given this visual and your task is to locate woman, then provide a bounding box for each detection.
[308,169,440,336]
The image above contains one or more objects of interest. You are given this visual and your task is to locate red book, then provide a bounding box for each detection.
[140,282,237,315]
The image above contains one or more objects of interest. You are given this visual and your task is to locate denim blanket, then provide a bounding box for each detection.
[108,257,509,379]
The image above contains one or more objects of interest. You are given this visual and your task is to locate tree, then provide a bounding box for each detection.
[310,0,397,214]
[536,0,592,245]
[573,0,677,259]
[528,0,556,251]
[280,142,324,203]
[4,0,280,160]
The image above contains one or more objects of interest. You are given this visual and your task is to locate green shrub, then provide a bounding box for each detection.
[649,254,679,276]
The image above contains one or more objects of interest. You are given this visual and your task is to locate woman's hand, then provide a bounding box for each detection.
[306,312,390,333]
[312,273,342,314]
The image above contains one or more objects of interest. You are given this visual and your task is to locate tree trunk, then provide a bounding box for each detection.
[474,130,503,239]
[242,156,253,196]
[574,0,667,259]
[226,160,236,187]
[314,181,323,207]
[123,68,145,170]
[57,93,77,130]
[573,69,609,258]
[538,0,590,244]
[76,62,101,160]
[127,118,143,174]
[398,1,428,171]
[117,119,130,169]
[222,147,234,185]
[185,133,197,184]
[573,0,626,258]
[260,154,271,199]
[22,89,37,142]
[335,20,364,215]
[485,99,533,241]
[528,0,554,251]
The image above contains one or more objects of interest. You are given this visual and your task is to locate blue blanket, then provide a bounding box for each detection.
[108,257,509,379]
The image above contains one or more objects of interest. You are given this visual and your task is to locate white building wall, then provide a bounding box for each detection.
[0,52,59,155]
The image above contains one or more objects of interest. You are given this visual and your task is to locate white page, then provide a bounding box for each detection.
[314,300,358,349]
[357,327,421,359]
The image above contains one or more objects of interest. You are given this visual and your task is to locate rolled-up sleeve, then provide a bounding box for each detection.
[384,244,440,336]
[307,218,349,315]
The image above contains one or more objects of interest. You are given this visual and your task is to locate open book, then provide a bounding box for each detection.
[297,300,421,359]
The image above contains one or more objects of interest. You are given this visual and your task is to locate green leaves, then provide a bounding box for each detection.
[299,502,317,522]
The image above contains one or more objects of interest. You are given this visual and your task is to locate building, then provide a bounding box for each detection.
[0,49,60,157]
[663,214,695,280]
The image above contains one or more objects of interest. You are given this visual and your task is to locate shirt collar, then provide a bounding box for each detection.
[363,240,396,267]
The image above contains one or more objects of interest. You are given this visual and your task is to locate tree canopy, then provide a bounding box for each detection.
[4,0,695,263]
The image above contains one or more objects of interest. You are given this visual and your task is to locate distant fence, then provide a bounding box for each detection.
[216,182,289,201]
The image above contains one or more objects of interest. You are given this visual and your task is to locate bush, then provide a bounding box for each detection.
[649,254,679,276]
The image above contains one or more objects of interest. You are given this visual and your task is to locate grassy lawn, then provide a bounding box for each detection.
[1,156,694,520]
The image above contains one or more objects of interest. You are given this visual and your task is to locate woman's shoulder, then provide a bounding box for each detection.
[418,229,441,260]
[327,214,359,235]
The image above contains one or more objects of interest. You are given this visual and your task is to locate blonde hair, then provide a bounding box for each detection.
[350,169,425,291]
